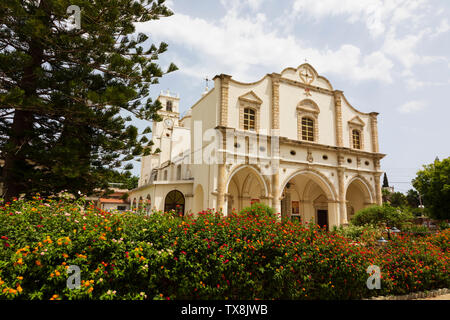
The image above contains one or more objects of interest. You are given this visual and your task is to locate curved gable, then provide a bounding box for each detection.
[280,63,333,91]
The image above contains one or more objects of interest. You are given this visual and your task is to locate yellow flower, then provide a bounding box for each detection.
[17,285,23,293]
[16,276,23,280]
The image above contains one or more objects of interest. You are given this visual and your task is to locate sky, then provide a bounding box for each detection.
[131,0,450,193]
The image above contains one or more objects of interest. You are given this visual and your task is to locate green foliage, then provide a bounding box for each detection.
[0,0,177,200]
[413,157,450,220]
[351,204,414,228]
[405,189,421,208]
[388,192,407,208]
[239,202,276,218]
[103,170,139,190]
[0,197,448,300]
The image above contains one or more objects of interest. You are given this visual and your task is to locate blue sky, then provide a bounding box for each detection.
[132,0,450,193]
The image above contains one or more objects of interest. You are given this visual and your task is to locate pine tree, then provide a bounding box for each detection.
[0,0,177,200]
[382,172,389,188]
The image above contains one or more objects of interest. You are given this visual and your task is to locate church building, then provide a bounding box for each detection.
[129,63,385,228]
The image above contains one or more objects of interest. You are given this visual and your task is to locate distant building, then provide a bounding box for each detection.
[87,188,130,211]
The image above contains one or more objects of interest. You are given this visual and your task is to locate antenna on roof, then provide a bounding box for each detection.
[202,77,210,96]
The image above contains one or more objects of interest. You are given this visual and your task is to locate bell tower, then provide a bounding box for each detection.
[139,90,180,187]
[151,90,180,145]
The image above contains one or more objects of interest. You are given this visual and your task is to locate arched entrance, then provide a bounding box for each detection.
[345,177,374,221]
[138,196,143,210]
[280,170,337,229]
[226,165,268,214]
[164,190,185,216]
[146,194,151,214]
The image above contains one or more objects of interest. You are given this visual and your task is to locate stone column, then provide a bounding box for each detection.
[270,73,280,132]
[217,128,228,213]
[369,112,379,153]
[337,164,347,225]
[333,90,344,147]
[219,74,231,127]
[272,171,281,216]
[374,173,382,205]
[217,164,226,213]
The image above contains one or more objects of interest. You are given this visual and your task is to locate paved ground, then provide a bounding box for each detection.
[418,294,450,300]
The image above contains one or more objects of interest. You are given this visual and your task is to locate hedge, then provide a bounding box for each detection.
[0,197,448,300]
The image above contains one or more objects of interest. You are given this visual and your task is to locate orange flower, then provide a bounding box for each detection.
[35,260,41,266]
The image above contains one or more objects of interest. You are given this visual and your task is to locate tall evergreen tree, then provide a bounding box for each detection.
[382,172,389,188]
[0,0,177,200]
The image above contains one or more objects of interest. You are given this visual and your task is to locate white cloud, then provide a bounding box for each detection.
[291,0,429,38]
[398,100,427,113]
[136,11,394,83]
[435,18,450,36]
[405,77,450,90]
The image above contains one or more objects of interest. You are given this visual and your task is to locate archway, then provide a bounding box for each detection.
[345,177,373,221]
[145,194,151,214]
[193,184,204,214]
[226,165,268,213]
[280,170,337,229]
[164,190,185,216]
[138,196,143,210]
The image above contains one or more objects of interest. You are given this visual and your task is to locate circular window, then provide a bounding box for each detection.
[259,146,266,152]
[290,150,296,156]
[365,161,370,166]
[234,142,240,148]
[166,133,170,137]
[347,158,352,163]
[322,155,328,160]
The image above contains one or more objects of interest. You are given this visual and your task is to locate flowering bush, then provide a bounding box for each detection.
[239,203,276,218]
[0,197,448,300]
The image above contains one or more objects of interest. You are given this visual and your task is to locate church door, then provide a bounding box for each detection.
[164,190,185,216]
[317,210,328,230]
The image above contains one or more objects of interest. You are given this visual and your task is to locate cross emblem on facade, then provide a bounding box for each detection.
[299,65,314,84]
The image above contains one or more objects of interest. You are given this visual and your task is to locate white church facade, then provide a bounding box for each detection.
[129,63,385,228]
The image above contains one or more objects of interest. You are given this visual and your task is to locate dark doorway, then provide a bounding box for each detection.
[164,190,185,216]
[317,210,328,230]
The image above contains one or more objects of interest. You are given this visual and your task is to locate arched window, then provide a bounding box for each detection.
[164,190,185,216]
[151,169,158,182]
[243,108,256,131]
[301,117,314,141]
[163,170,168,181]
[166,100,173,112]
[352,129,361,149]
[176,165,182,180]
